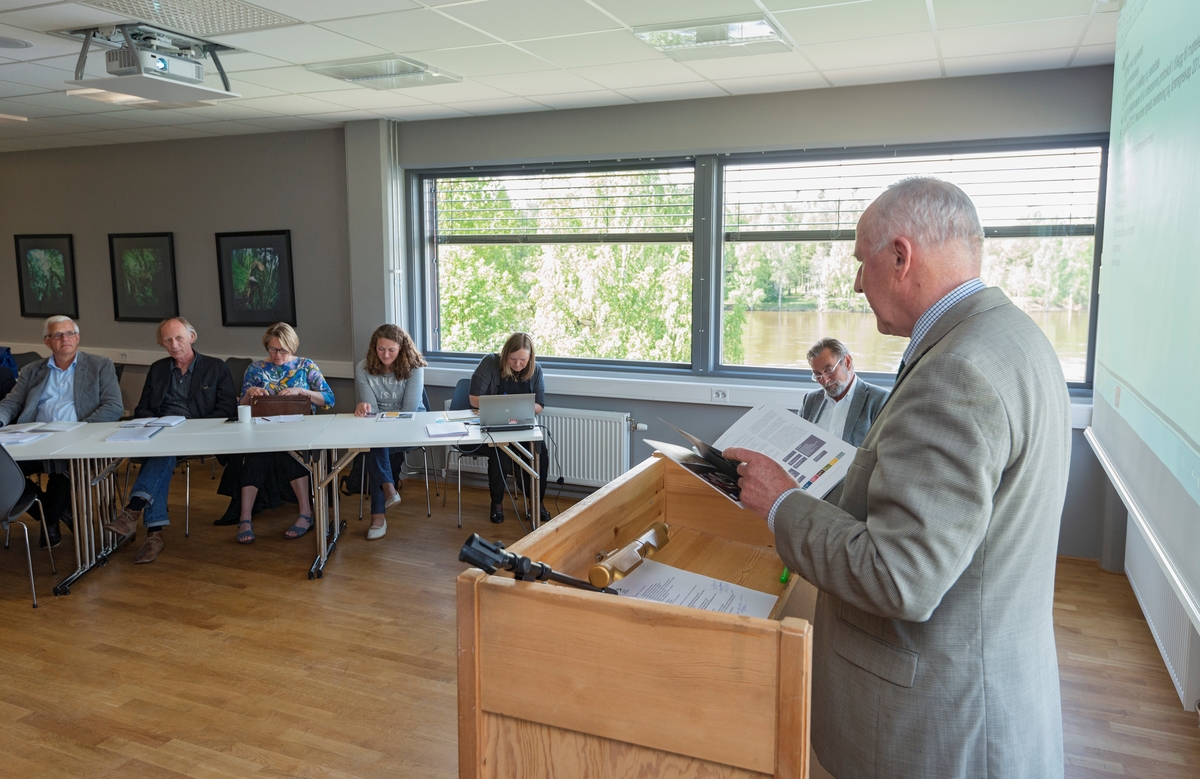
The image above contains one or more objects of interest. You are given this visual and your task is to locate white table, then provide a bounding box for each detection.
[2,414,543,592]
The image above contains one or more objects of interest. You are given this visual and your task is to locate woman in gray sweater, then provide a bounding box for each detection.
[354,324,426,539]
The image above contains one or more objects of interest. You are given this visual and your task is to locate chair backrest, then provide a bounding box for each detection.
[0,366,14,402]
[420,388,431,413]
[0,445,28,519]
[224,356,253,390]
[449,378,472,411]
[12,351,41,370]
[114,363,125,381]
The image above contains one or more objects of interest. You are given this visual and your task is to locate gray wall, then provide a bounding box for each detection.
[0,128,352,365]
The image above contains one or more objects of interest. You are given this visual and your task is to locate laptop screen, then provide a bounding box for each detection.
[477,394,536,428]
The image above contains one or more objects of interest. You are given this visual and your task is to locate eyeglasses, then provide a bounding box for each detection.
[46,331,79,341]
[267,347,292,357]
[810,355,844,382]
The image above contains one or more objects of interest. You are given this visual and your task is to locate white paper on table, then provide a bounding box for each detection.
[255,415,305,424]
[713,403,856,500]
[425,421,469,437]
[36,420,86,432]
[0,431,52,444]
[120,418,154,427]
[376,411,413,421]
[147,415,185,427]
[2,422,45,432]
[106,426,163,441]
[612,559,778,619]
[443,409,478,421]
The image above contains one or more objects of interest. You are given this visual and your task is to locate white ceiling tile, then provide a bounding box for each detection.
[233,66,361,93]
[205,51,292,74]
[441,0,620,42]
[371,104,473,120]
[231,94,350,115]
[0,22,87,60]
[34,52,109,78]
[617,81,728,102]
[569,59,706,90]
[177,120,274,135]
[1082,10,1119,47]
[210,25,390,65]
[775,0,931,45]
[939,17,1090,59]
[107,108,218,125]
[591,0,761,28]
[517,30,663,69]
[304,88,431,109]
[931,0,1095,29]
[1071,44,1115,68]
[760,0,869,10]
[384,79,513,102]
[0,2,127,32]
[475,69,605,96]
[239,115,340,131]
[411,44,555,78]
[318,9,494,53]
[38,111,145,130]
[714,71,828,94]
[298,108,385,122]
[200,73,284,98]
[0,79,46,98]
[119,124,222,140]
[445,96,549,115]
[169,102,278,121]
[246,0,420,23]
[529,89,633,109]
[823,59,941,86]
[682,51,815,80]
[0,60,77,90]
[801,32,938,71]
[943,48,1073,78]
[5,91,123,115]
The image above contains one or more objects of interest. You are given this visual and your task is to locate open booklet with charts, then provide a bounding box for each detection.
[646,403,856,507]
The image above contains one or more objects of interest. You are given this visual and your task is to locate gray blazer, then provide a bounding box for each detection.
[799,377,889,447]
[773,288,1070,779]
[0,352,124,426]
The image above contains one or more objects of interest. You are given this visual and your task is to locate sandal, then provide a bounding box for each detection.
[284,514,314,539]
[236,519,255,544]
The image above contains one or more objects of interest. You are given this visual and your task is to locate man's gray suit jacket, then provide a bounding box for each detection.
[0,352,124,426]
[773,287,1071,779]
[799,378,889,447]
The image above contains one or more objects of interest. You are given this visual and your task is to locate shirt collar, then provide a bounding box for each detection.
[826,373,857,405]
[47,354,78,373]
[901,278,987,367]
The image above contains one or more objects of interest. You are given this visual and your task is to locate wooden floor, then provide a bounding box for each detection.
[0,466,1195,778]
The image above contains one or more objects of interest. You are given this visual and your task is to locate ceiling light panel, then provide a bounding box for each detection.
[79,0,299,37]
[634,17,793,61]
[305,56,462,90]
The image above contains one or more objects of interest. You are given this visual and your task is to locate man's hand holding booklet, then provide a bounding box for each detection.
[645,403,856,508]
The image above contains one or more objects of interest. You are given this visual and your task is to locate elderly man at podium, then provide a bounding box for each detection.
[728,178,1071,779]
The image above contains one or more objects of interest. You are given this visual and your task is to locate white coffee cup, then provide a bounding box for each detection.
[238,405,252,424]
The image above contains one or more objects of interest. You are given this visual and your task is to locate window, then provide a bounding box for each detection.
[421,165,695,364]
[722,146,1104,382]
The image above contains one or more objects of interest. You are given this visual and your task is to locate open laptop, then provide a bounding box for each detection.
[478,394,537,432]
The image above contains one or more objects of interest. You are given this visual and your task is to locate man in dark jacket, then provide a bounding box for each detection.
[0,316,124,547]
[101,318,236,563]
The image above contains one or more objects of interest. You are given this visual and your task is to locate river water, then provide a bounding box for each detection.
[738,309,1090,382]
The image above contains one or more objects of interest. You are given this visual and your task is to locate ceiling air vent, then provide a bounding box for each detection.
[305,55,462,90]
[80,0,298,37]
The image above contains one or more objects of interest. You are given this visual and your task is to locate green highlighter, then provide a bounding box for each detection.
[780,567,789,584]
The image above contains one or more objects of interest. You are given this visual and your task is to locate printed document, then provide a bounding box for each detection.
[255,415,305,424]
[107,426,163,441]
[613,559,777,619]
[0,431,52,444]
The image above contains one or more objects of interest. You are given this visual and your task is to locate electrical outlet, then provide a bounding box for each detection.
[119,352,128,361]
[711,388,729,402]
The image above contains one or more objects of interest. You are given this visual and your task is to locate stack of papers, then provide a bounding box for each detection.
[613,559,778,619]
[107,426,164,442]
[121,416,185,428]
[0,431,52,445]
[255,414,305,424]
[443,409,478,421]
[425,421,469,437]
[2,421,86,433]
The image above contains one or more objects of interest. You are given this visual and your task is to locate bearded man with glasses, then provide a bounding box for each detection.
[0,315,124,548]
[798,337,888,447]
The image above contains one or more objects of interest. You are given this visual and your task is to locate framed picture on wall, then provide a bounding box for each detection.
[215,230,296,327]
[108,232,179,322]
[14,234,79,319]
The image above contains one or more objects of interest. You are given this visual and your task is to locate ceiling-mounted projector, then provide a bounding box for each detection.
[62,22,239,106]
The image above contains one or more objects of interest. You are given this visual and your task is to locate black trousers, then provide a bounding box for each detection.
[240,451,310,491]
[486,441,548,506]
[19,462,71,528]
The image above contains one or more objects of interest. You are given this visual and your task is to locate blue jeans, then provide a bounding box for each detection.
[130,456,176,529]
[367,447,410,514]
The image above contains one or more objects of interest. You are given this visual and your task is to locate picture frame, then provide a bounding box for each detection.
[108,232,179,322]
[215,230,296,327]
[13,234,79,319]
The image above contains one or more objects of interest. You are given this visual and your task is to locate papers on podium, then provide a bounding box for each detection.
[613,559,778,618]
[646,403,855,505]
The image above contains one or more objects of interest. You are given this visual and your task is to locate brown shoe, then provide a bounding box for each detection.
[103,507,141,537]
[133,532,164,564]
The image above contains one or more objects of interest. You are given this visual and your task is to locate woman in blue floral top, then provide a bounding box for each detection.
[232,322,335,544]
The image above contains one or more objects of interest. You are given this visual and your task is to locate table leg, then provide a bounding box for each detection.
[55,457,128,595]
[299,448,361,580]
[495,441,540,530]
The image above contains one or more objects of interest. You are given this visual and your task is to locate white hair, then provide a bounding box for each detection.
[156,317,197,345]
[866,177,984,262]
[42,315,78,338]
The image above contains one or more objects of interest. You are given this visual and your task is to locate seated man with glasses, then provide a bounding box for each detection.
[0,316,124,548]
[799,337,888,447]
[102,317,237,564]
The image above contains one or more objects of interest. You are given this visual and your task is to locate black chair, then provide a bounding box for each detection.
[357,389,438,520]
[11,352,40,371]
[0,446,57,608]
[443,378,494,528]
[0,366,14,402]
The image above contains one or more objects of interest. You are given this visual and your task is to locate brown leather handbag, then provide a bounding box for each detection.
[249,394,312,417]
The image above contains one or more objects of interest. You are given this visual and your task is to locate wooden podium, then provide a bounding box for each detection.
[457,454,812,778]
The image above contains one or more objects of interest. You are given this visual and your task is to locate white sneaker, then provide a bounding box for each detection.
[384,491,401,509]
[367,519,387,540]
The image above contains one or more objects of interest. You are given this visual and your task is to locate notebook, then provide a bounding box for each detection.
[477,394,536,432]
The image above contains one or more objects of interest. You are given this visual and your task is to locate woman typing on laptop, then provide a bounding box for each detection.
[469,332,550,525]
